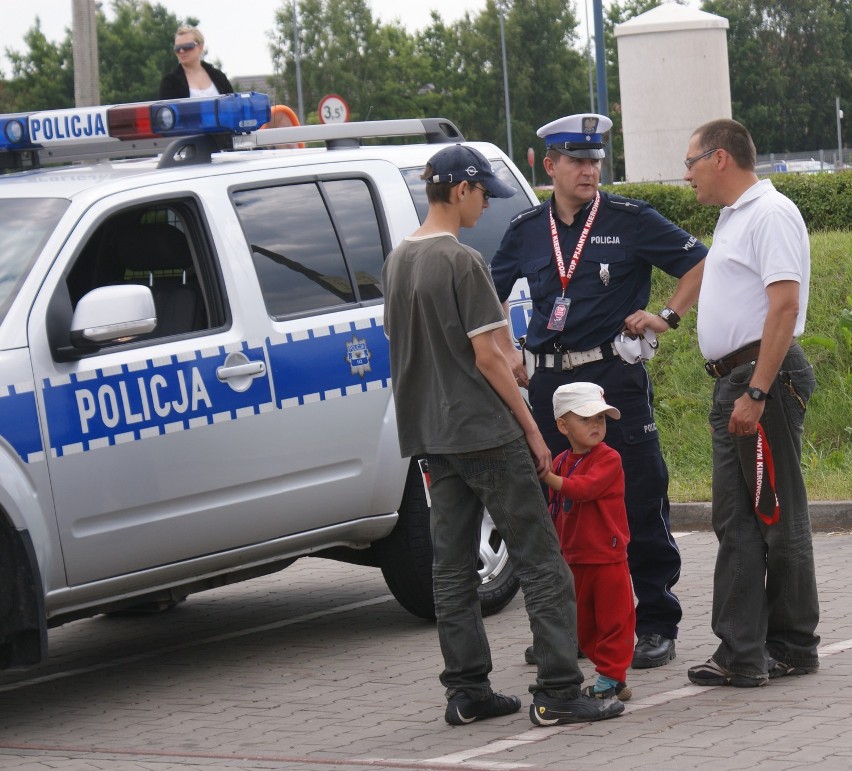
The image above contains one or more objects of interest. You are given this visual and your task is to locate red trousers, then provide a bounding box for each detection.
[570,561,636,683]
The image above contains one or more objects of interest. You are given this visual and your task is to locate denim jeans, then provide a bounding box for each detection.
[708,345,820,676]
[426,435,584,699]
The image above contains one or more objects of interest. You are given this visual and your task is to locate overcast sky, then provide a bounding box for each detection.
[0,0,506,78]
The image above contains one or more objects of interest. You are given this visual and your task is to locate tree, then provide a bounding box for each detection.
[2,19,75,111]
[98,0,192,104]
[701,0,852,153]
[0,1,195,111]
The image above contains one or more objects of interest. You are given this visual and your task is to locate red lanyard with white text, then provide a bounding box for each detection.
[754,423,780,525]
[546,192,601,331]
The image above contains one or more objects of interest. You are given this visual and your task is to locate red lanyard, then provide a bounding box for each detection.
[548,192,601,297]
[754,424,780,525]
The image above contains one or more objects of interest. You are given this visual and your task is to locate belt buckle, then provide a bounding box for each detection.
[704,361,725,378]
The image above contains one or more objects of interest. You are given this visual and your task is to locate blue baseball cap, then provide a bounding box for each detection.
[537,114,613,159]
[425,144,516,198]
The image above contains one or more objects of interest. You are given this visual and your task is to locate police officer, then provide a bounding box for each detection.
[491,114,707,669]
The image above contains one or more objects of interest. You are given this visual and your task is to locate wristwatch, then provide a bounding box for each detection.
[745,386,769,401]
[658,306,681,329]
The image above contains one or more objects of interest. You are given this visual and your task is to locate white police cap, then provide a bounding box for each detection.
[537,114,613,159]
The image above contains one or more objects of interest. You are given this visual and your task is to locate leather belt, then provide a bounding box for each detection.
[704,341,761,378]
[535,344,617,373]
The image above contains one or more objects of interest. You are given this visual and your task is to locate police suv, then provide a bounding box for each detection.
[0,93,536,669]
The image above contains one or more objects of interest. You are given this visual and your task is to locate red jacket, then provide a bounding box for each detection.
[550,442,630,564]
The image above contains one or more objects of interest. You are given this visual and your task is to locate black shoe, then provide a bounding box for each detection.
[767,657,819,679]
[524,645,585,665]
[445,690,522,725]
[530,691,624,726]
[687,657,767,687]
[631,634,676,669]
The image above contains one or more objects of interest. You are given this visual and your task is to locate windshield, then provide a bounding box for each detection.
[0,198,69,325]
[402,160,535,263]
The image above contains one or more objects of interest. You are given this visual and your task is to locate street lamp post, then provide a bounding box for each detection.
[837,96,844,169]
[499,9,513,161]
[292,0,305,124]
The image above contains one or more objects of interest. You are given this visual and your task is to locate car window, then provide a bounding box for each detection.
[232,177,385,318]
[402,160,534,263]
[49,200,225,356]
[0,198,69,324]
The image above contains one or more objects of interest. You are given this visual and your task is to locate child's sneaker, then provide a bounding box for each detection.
[582,682,632,701]
[445,690,522,725]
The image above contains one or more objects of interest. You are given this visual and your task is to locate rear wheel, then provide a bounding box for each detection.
[376,461,519,620]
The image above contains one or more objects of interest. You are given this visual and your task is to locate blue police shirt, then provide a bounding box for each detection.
[490,192,708,352]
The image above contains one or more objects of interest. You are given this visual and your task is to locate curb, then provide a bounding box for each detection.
[671,500,852,532]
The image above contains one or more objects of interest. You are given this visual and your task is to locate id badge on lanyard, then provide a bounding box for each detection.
[546,192,601,332]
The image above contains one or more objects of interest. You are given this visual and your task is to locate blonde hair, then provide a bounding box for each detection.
[175,25,204,48]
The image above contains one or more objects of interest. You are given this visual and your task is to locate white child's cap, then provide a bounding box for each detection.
[553,382,621,420]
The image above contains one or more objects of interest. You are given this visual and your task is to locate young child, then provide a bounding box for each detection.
[543,382,636,701]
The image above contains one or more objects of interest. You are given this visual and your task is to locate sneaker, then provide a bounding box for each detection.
[687,657,767,688]
[529,691,625,726]
[631,634,676,669]
[767,658,819,679]
[582,682,632,702]
[445,690,522,725]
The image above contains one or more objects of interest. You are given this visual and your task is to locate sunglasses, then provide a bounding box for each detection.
[174,42,199,53]
[684,147,719,170]
[471,183,495,200]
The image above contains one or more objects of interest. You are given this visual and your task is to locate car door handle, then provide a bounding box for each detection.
[217,361,266,380]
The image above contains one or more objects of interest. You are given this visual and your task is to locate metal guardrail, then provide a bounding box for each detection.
[758,148,849,174]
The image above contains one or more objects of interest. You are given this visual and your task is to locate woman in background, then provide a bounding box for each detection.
[159,26,233,99]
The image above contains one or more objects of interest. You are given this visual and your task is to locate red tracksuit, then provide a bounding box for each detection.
[551,441,636,683]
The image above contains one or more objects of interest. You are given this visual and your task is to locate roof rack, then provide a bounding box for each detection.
[233,118,465,151]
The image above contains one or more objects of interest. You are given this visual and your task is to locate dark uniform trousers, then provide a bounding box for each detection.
[529,354,682,640]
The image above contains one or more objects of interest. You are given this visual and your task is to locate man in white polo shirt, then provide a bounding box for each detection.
[683,119,820,688]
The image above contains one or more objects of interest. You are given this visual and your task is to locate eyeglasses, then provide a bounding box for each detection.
[471,183,495,200]
[174,42,199,53]
[684,147,719,170]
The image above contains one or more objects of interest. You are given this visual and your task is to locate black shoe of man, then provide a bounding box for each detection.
[631,634,676,669]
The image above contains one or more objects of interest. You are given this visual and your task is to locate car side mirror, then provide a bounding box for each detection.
[69,285,156,348]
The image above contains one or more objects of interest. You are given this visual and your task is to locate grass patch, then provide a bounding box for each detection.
[648,230,852,502]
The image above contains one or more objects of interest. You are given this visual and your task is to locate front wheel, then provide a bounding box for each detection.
[375,461,520,620]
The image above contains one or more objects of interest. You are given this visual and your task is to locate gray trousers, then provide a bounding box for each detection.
[426,435,584,699]
[708,345,820,677]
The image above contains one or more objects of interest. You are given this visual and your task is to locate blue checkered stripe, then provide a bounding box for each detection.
[507,286,533,342]
[267,316,390,408]
[0,381,45,464]
[41,340,273,458]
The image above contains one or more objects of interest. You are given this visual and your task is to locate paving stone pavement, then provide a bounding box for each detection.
[0,527,850,771]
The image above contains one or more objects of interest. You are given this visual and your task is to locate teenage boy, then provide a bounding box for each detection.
[382,144,624,727]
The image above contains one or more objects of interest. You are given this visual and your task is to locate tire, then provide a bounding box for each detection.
[376,461,520,620]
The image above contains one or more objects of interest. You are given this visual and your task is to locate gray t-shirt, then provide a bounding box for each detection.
[382,233,523,456]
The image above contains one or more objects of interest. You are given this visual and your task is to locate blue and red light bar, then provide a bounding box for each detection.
[0,92,270,152]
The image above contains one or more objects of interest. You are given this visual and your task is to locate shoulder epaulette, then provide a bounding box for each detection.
[605,194,644,215]
[509,201,548,228]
